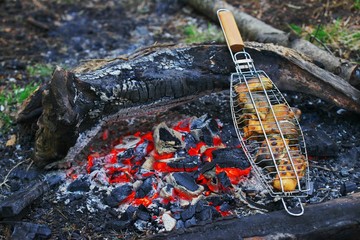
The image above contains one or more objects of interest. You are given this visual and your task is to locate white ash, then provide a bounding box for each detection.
[86,194,108,213]
[162,212,176,231]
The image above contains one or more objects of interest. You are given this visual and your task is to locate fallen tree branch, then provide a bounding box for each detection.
[17,43,360,167]
[183,0,360,88]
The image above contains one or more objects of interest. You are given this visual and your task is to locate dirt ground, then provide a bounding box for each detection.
[0,0,359,239]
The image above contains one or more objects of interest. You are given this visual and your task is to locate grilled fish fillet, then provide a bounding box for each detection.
[243,119,298,139]
[272,153,307,192]
[240,93,269,120]
[234,76,272,93]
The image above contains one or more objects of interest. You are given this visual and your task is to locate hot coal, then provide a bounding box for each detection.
[159,128,182,145]
[180,205,196,221]
[136,177,154,198]
[219,123,240,147]
[184,216,196,228]
[11,222,51,240]
[117,148,135,162]
[154,122,184,154]
[135,141,151,159]
[303,129,338,157]
[134,219,148,232]
[212,148,250,169]
[199,162,216,175]
[217,172,231,188]
[190,114,220,145]
[196,206,213,222]
[184,133,197,150]
[166,155,200,171]
[171,172,199,192]
[105,184,133,207]
[190,114,219,135]
[67,178,90,192]
[136,205,151,221]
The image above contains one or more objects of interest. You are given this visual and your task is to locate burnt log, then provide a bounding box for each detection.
[17,44,360,167]
[183,0,360,88]
[0,175,62,218]
[150,192,360,240]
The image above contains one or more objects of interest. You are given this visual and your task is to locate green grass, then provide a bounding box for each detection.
[26,63,53,78]
[354,0,360,10]
[289,23,302,35]
[0,82,39,129]
[183,23,224,44]
[288,19,360,57]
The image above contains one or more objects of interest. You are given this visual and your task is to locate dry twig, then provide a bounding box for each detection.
[0,161,25,192]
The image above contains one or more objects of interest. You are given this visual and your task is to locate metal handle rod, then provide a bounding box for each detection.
[282,197,304,216]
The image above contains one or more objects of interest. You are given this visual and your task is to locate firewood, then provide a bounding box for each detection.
[16,44,360,167]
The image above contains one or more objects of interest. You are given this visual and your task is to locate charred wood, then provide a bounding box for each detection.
[150,192,360,240]
[9,221,51,240]
[17,44,360,167]
[0,175,62,218]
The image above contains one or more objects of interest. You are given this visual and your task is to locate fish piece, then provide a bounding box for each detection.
[272,153,307,192]
[239,93,269,120]
[234,75,273,93]
[255,136,289,168]
[243,119,299,139]
[266,104,295,122]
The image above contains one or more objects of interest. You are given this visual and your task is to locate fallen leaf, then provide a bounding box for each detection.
[6,134,16,147]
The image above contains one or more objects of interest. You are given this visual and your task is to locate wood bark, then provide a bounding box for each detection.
[17,43,360,167]
[150,192,360,240]
[183,0,360,88]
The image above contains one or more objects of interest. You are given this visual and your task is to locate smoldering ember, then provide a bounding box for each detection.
[1,1,360,240]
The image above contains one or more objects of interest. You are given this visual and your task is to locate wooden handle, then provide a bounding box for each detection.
[218,10,244,52]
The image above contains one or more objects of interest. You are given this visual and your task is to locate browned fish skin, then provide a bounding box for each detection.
[236,78,306,192]
[272,154,307,191]
[234,76,273,93]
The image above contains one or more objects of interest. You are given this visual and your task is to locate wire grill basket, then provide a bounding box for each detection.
[218,9,310,216]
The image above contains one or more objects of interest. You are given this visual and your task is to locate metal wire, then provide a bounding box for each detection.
[218,8,310,216]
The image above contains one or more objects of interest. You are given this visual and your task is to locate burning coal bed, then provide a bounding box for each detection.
[55,91,360,235]
[58,113,260,233]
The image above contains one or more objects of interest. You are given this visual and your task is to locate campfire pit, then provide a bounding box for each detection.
[51,89,360,238]
[7,44,360,239]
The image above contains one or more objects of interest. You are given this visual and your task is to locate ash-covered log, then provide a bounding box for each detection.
[17,44,360,168]
[150,192,360,240]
